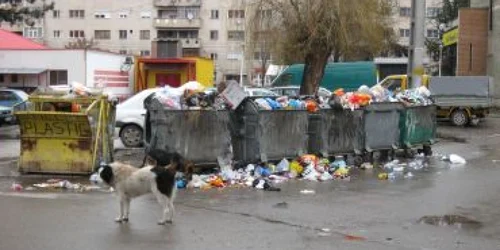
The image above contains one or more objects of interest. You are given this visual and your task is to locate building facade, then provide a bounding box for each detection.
[1,0,249,84]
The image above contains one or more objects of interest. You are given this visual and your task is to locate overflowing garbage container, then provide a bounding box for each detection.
[14,86,115,174]
[308,109,364,156]
[399,105,437,150]
[145,97,232,165]
[231,98,309,164]
[363,102,404,152]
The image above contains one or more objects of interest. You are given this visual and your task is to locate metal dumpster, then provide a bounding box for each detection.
[308,109,364,156]
[231,98,309,164]
[363,102,404,152]
[399,105,437,148]
[145,98,232,165]
[14,93,115,174]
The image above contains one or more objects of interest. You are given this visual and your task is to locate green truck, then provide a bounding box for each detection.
[271,61,378,91]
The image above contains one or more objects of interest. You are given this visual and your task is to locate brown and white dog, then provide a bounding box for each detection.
[98,154,188,225]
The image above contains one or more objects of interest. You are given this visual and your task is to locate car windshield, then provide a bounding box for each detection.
[119,89,159,108]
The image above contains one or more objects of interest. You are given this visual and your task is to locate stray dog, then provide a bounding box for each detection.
[98,154,186,225]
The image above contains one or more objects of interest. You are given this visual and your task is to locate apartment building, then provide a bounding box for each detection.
[392,0,443,50]
[0,0,248,84]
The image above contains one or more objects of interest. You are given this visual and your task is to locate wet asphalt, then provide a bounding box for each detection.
[2,120,500,250]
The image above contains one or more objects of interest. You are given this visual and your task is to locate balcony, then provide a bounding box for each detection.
[155,38,201,49]
[153,18,201,29]
[154,0,201,7]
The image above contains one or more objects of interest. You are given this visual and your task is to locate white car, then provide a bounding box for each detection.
[244,88,279,97]
[270,86,332,98]
[116,88,161,147]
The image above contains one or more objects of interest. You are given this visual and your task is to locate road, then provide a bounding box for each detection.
[1,120,500,250]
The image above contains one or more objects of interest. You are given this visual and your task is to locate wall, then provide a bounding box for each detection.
[44,0,153,55]
[146,69,189,88]
[456,8,489,76]
[85,50,134,98]
[0,49,86,87]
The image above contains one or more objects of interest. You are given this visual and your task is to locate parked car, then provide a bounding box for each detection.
[116,88,161,147]
[244,88,279,97]
[0,88,29,125]
[269,86,332,98]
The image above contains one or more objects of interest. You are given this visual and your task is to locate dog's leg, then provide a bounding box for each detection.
[115,197,125,223]
[166,198,175,223]
[123,197,130,222]
[153,190,170,225]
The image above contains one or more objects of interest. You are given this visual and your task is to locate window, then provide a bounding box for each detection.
[23,27,43,38]
[49,70,68,85]
[228,10,245,18]
[0,91,18,101]
[210,53,218,60]
[140,30,150,40]
[94,12,111,19]
[94,30,111,40]
[140,11,152,19]
[426,7,441,18]
[399,28,410,38]
[11,74,18,83]
[69,30,85,38]
[69,10,85,18]
[119,50,127,55]
[257,9,273,19]
[399,7,411,17]
[53,10,60,18]
[118,12,129,18]
[0,74,4,82]
[211,9,219,19]
[119,30,127,40]
[53,30,61,38]
[385,79,402,92]
[157,30,198,39]
[210,30,218,40]
[140,50,150,56]
[227,30,244,41]
[426,29,439,38]
[158,6,200,19]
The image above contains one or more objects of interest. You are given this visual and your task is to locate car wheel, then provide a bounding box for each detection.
[120,124,143,148]
[451,109,468,127]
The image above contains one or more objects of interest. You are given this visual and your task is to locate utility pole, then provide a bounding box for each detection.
[407,0,426,89]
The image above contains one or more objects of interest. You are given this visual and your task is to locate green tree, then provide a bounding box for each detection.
[0,0,54,26]
[249,0,394,95]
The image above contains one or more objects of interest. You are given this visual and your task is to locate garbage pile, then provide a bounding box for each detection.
[328,85,433,110]
[253,96,322,113]
[154,81,229,110]
[180,155,352,191]
[11,179,104,192]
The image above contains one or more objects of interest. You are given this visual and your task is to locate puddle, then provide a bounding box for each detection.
[418,215,482,230]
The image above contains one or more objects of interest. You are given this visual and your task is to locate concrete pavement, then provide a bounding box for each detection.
[2,120,500,249]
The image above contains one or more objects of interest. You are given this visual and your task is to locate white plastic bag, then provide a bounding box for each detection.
[449,154,466,164]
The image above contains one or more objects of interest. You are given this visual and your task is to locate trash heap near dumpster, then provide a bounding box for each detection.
[14,82,116,174]
[143,82,437,190]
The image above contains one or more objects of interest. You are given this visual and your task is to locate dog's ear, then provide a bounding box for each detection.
[99,164,114,185]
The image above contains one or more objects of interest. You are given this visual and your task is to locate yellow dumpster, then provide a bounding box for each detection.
[14,90,115,174]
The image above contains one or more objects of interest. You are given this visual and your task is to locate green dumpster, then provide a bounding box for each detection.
[399,105,437,148]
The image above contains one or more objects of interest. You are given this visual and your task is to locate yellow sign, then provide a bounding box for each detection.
[17,113,92,138]
[442,28,458,46]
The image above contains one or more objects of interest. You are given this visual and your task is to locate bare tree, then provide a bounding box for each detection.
[65,37,98,49]
[249,0,394,94]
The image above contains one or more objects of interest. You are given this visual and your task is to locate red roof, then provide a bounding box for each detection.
[0,29,47,50]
